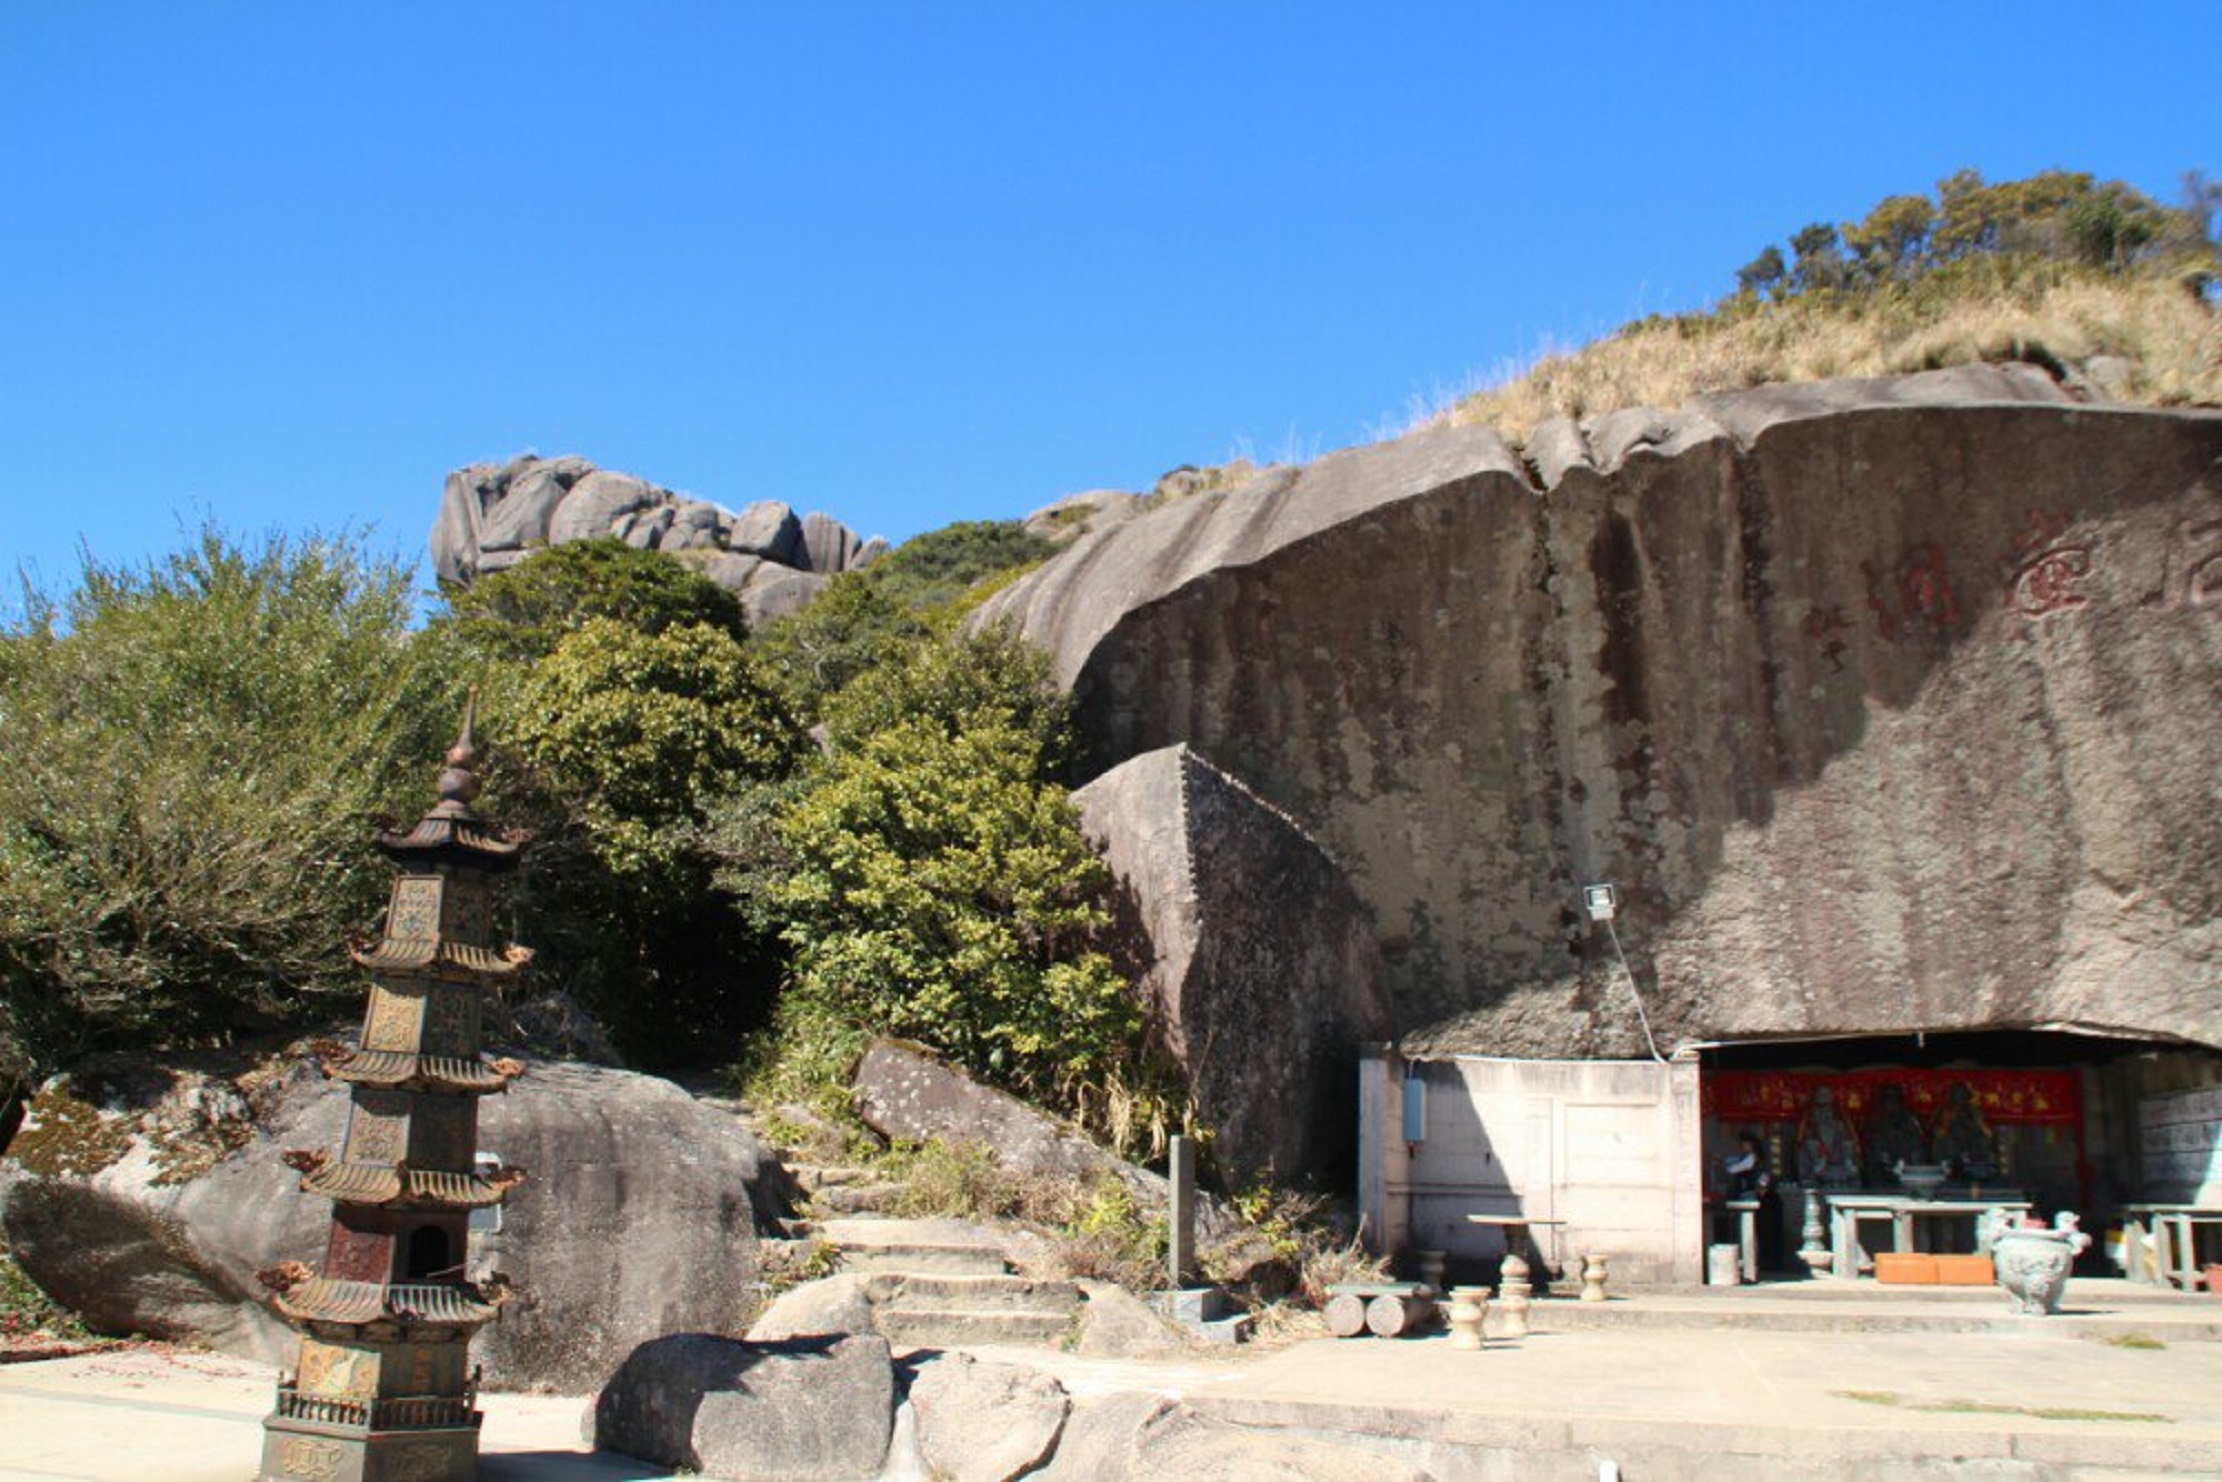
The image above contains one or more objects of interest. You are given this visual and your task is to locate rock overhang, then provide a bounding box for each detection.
[983,369,2222,1058]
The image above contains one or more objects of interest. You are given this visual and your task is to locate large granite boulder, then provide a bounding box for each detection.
[430,454,877,627]
[0,1052,772,1391]
[981,367,2222,1057]
[593,1331,895,1481]
[1075,745,1392,1182]
[907,1351,1070,1482]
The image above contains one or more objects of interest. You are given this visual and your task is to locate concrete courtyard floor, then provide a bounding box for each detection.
[3,1281,2218,1480]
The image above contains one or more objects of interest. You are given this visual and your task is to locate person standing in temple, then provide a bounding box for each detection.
[1726,1130,1785,1272]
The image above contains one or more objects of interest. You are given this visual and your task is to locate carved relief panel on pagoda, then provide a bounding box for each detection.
[342,1091,411,1166]
[323,1208,396,1284]
[361,984,425,1053]
[420,984,481,1057]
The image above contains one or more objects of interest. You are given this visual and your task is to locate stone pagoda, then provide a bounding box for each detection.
[259,697,530,1482]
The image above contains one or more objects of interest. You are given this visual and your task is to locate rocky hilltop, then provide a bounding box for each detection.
[982,367,2222,1058]
[431,455,883,626]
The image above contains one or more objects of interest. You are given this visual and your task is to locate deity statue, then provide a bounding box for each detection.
[1932,1081,2000,1180]
[1794,1085,1861,1188]
[1863,1084,1928,1185]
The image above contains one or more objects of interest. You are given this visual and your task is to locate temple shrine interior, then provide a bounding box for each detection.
[1692,1028,2222,1277]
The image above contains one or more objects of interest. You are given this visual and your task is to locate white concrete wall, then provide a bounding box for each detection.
[1368,1053,1702,1284]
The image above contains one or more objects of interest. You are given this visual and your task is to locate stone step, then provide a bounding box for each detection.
[810,1182,908,1216]
[874,1305,1077,1350]
[865,1272,1082,1314]
[813,1217,1013,1277]
[788,1164,879,1192]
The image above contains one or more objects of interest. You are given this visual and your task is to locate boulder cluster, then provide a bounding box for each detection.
[430,454,883,626]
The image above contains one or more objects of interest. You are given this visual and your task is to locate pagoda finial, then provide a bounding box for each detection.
[431,688,483,819]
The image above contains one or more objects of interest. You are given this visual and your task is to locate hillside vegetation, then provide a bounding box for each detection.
[1445,169,2221,444]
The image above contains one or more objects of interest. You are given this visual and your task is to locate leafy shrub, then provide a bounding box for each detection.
[854,521,1055,614]
[0,529,461,1094]
[439,537,749,663]
[756,627,1174,1147]
[495,619,806,1064]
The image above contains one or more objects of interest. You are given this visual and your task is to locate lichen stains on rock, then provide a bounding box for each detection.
[5,1081,133,1181]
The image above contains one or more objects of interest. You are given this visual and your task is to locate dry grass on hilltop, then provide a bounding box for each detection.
[1439,269,2221,449]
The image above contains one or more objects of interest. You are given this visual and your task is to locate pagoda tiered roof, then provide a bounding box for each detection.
[274,1277,504,1330]
[324,1049,520,1094]
[375,814,525,869]
[349,937,531,980]
[300,1162,518,1209]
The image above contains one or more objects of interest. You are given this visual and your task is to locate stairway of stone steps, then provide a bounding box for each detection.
[711,1094,1087,1351]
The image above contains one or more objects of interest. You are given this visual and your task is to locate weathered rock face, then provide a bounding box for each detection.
[983,368,2222,1057]
[430,454,883,627]
[908,1351,1070,1482]
[849,1039,1251,1249]
[0,1055,772,1391]
[593,1331,895,1482]
[1074,745,1393,1181]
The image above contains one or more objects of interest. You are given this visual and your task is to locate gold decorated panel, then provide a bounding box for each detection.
[361,985,425,1052]
[342,1092,411,1166]
[385,875,445,942]
[294,1338,381,1400]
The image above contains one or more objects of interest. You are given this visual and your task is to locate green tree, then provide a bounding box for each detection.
[858,520,1056,614]
[1735,244,1787,298]
[439,537,749,664]
[775,714,1139,1111]
[820,623,1074,768]
[499,618,806,1063]
[1788,222,1848,293]
[749,572,930,725]
[0,530,461,1094]
[1844,193,1936,280]
[762,626,1162,1142]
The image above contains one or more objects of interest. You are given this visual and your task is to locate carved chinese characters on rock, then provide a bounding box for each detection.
[2140,516,2222,611]
[1862,543,1961,642]
[2004,509,2093,618]
[277,1437,347,1481]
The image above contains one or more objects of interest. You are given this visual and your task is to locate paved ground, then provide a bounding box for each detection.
[3,1281,2218,1480]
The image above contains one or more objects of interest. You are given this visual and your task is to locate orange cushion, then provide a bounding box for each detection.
[1874,1253,1940,1284]
[1932,1254,1994,1286]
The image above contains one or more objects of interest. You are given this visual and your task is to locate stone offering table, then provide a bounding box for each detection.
[1825,1193,2031,1277]
[2122,1205,2222,1291]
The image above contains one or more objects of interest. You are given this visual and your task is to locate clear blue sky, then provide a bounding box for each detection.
[4,3,2214,602]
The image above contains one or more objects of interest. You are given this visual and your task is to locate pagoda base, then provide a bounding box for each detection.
[259,1413,482,1482]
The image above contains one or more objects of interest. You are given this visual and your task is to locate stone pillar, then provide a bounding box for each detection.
[1168,1134,1195,1287]
[1357,1045,1402,1256]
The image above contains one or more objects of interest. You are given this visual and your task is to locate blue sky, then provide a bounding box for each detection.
[3,3,2214,602]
